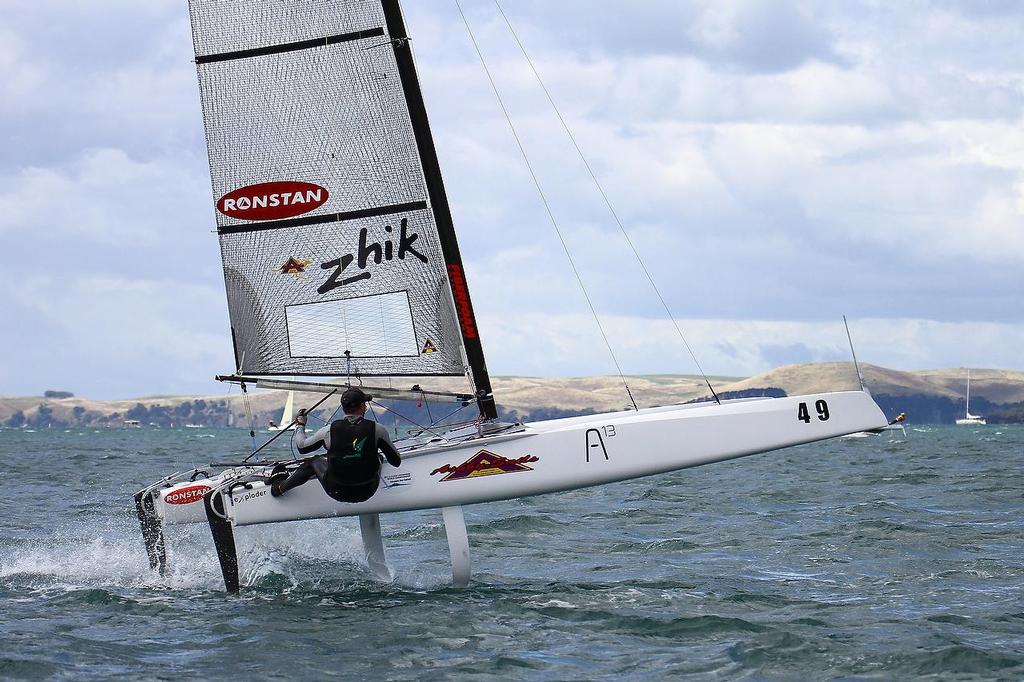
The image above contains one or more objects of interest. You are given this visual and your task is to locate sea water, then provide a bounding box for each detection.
[1,425,1022,679]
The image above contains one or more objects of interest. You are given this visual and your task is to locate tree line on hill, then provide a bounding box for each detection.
[3,399,232,429]
[872,394,1024,424]
[3,391,1022,429]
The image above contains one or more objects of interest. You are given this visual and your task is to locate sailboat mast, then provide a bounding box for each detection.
[380,0,498,420]
[965,368,971,417]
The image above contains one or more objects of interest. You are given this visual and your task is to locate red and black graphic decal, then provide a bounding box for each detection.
[430,450,539,482]
[278,257,311,274]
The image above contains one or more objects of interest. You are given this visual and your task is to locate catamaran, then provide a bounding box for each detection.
[955,369,986,425]
[134,0,888,592]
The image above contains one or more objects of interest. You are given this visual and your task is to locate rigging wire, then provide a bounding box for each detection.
[243,388,339,463]
[420,388,435,424]
[492,0,721,405]
[444,401,471,422]
[435,400,472,428]
[240,382,258,453]
[453,0,638,411]
[367,401,382,428]
[370,399,467,442]
[286,395,343,459]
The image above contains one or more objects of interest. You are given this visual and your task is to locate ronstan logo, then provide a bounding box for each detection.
[165,484,211,505]
[217,181,329,221]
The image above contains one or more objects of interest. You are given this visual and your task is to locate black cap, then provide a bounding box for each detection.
[341,387,372,409]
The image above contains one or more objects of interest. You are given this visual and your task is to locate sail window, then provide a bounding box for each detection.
[286,291,418,358]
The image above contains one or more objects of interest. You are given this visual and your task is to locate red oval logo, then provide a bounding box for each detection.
[217,181,329,221]
[165,484,212,506]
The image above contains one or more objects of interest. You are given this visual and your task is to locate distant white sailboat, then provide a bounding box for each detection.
[955,369,986,425]
[267,391,296,432]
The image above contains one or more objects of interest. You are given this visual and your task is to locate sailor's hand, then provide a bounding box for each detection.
[295,409,307,426]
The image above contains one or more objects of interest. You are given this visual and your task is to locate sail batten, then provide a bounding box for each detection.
[217,200,429,236]
[189,0,490,389]
[195,27,387,65]
[216,374,474,404]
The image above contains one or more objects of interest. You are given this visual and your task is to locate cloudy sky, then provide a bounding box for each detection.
[1,0,1021,399]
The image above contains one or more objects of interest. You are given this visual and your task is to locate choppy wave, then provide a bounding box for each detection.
[1,426,1023,679]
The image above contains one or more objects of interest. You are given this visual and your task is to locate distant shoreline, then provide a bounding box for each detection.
[3,364,1023,426]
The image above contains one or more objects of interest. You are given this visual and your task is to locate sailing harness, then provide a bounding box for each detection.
[322,417,382,503]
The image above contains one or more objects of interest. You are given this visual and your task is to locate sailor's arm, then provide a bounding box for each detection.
[375,423,401,467]
[294,410,330,454]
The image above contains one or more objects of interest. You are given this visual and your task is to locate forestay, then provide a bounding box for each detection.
[188,0,486,391]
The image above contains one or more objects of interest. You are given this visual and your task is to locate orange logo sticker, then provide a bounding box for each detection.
[279,257,312,274]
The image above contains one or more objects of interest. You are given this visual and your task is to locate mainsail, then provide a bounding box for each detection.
[188,0,496,417]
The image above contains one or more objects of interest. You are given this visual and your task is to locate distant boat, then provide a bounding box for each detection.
[124,420,142,429]
[842,412,907,439]
[184,424,204,429]
[267,391,296,432]
[955,369,986,425]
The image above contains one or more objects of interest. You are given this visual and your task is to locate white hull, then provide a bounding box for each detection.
[955,417,986,425]
[157,391,885,528]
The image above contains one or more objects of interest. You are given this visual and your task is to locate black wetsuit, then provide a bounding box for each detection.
[276,416,401,503]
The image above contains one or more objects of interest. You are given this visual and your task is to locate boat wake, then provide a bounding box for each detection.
[0,515,448,594]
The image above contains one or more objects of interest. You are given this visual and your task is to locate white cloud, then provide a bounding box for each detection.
[1,0,1022,399]
[0,30,43,105]
[476,313,1024,379]
[450,0,841,73]
[2,0,200,166]
[0,147,211,245]
[2,274,231,397]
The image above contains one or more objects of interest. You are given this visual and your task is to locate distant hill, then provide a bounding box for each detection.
[1,364,1022,428]
[717,364,1024,404]
[714,364,1024,424]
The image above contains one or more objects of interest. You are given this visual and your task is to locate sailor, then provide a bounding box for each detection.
[270,387,401,503]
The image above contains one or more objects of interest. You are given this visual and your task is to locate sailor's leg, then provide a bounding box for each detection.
[134,489,167,576]
[310,455,329,479]
[358,514,391,581]
[274,457,321,496]
[203,488,240,593]
[442,506,471,588]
